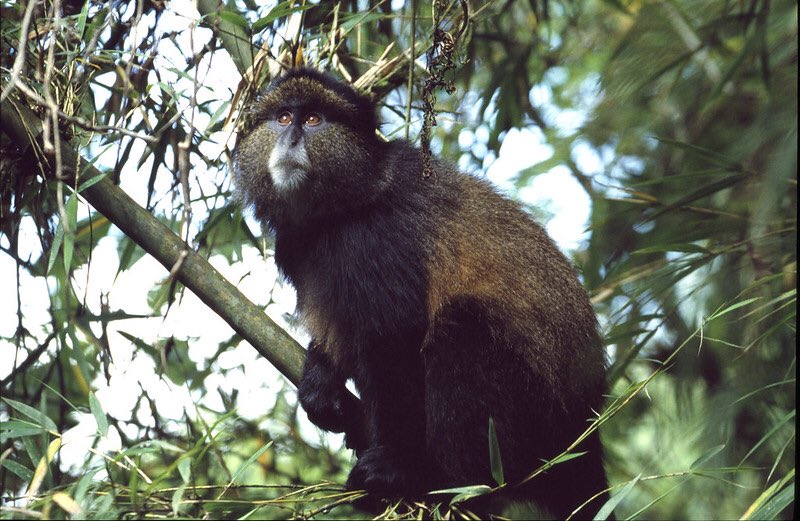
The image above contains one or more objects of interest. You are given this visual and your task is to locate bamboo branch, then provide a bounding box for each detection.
[2,0,369,452]
[196,0,255,75]
[1,98,306,384]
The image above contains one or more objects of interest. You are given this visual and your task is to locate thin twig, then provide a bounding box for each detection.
[0,0,39,102]
[0,332,58,388]
[405,0,417,140]
[12,81,158,144]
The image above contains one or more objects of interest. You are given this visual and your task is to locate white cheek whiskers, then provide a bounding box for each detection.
[268,143,311,192]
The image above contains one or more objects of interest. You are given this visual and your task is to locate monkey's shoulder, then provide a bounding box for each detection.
[379,140,557,251]
[380,140,501,211]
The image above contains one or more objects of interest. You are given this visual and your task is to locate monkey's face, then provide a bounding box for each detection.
[234,69,385,227]
[264,109,320,193]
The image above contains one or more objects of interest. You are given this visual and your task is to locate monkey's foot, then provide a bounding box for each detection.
[346,445,428,499]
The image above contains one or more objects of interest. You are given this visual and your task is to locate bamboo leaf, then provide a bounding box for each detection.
[27,437,62,499]
[428,485,494,505]
[218,10,249,31]
[740,469,795,520]
[230,440,273,485]
[488,417,505,486]
[130,455,141,507]
[47,217,64,275]
[2,399,59,433]
[738,410,795,466]
[634,243,711,255]
[654,137,742,171]
[77,173,107,193]
[746,484,794,520]
[647,174,748,222]
[253,1,316,33]
[0,419,46,439]
[88,392,109,437]
[67,335,93,396]
[549,451,587,466]
[708,298,762,321]
[707,22,760,102]
[1,458,34,482]
[52,492,82,515]
[172,483,187,516]
[594,474,640,520]
[690,444,726,470]
[63,192,78,273]
[76,0,89,39]
[177,457,191,483]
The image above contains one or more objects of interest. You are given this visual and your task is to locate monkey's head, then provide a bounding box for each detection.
[234,68,388,228]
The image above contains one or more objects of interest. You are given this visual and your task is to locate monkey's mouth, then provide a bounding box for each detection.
[269,162,308,192]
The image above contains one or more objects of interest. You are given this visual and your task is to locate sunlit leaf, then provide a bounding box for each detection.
[177,457,191,483]
[740,469,795,520]
[63,192,78,273]
[594,474,640,520]
[689,444,726,470]
[27,437,62,499]
[88,392,109,437]
[47,217,64,275]
[52,492,82,515]
[218,10,249,30]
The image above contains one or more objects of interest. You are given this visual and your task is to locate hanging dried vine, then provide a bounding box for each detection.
[420,0,469,177]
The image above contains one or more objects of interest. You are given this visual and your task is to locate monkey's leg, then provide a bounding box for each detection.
[298,340,368,453]
[345,333,432,499]
[423,298,610,518]
[422,298,516,489]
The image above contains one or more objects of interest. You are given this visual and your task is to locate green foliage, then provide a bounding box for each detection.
[487,417,505,486]
[1,0,795,519]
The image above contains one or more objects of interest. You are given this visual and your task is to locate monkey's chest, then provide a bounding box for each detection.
[294,267,425,368]
[295,262,426,336]
[275,219,430,362]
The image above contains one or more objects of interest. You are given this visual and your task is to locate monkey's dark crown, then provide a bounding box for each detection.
[253,68,379,133]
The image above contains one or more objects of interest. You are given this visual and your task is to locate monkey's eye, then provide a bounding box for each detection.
[277,112,293,125]
[305,113,322,126]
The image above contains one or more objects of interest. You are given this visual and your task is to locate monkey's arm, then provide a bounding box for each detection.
[298,341,368,454]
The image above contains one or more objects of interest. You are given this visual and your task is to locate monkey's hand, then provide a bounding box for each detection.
[298,342,368,453]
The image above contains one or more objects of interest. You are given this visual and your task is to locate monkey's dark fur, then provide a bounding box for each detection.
[234,68,610,517]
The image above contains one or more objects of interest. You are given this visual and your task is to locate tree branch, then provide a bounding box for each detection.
[1,98,306,384]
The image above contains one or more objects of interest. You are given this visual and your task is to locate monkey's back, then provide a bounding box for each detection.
[383,143,609,510]
[386,142,605,403]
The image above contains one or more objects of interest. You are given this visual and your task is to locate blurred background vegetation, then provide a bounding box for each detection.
[0,0,795,519]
